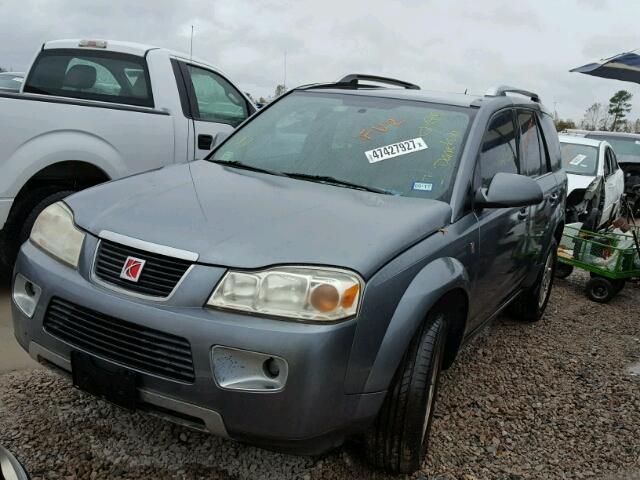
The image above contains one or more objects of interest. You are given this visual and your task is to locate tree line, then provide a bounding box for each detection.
[555,89,637,133]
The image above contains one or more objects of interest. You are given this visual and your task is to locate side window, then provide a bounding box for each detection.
[538,113,562,172]
[603,148,612,177]
[610,148,619,171]
[24,50,153,107]
[186,65,248,127]
[479,110,519,188]
[517,110,543,177]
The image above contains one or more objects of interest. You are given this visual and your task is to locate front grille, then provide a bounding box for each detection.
[44,297,195,382]
[94,239,192,298]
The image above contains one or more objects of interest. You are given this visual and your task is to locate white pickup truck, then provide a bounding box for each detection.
[0,39,255,270]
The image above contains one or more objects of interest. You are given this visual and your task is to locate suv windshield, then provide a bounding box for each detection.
[586,135,640,164]
[211,91,474,202]
[560,142,598,176]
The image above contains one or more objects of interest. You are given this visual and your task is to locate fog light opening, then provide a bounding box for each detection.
[263,357,280,379]
[25,281,36,297]
[12,273,42,319]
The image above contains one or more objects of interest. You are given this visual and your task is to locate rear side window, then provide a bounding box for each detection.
[24,49,153,107]
[517,110,544,177]
[538,113,562,171]
[604,148,613,176]
[479,110,518,188]
[185,65,248,127]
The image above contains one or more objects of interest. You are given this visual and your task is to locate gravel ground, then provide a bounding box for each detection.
[1,271,639,480]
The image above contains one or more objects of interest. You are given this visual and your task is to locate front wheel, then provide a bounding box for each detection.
[508,240,557,322]
[364,309,447,474]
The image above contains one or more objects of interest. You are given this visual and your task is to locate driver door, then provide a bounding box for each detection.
[176,62,254,160]
[470,109,529,326]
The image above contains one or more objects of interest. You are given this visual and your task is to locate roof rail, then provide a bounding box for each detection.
[485,85,540,102]
[338,74,420,90]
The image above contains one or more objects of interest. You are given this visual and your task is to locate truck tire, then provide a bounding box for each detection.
[508,239,557,322]
[364,308,447,474]
[1,189,75,271]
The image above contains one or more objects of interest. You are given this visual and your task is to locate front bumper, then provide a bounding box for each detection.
[12,238,385,454]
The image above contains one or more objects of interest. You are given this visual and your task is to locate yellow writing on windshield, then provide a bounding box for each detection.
[434,130,459,167]
[359,118,405,141]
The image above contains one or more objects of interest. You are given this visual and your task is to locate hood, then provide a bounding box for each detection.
[567,173,596,196]
[68,161,451,278]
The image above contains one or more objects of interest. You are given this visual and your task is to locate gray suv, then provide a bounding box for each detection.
[12,75,566,473]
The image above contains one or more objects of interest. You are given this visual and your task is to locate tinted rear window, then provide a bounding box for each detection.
[24,49,153,107]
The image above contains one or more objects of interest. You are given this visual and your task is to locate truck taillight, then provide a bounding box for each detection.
[79,39,107,48]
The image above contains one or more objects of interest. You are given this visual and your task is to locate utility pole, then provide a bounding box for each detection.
[283,51,287,91]
[190,25,194,60]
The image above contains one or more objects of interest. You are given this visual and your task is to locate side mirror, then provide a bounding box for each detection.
[212,131,231,148]
[475,172,543,208]
[0,445,31,480]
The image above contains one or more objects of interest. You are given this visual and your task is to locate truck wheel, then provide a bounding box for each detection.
[555,262,574,279]
[509,240,557,322]
[1,189,75,270]
[364,308,447,474]
[585,277,616,303]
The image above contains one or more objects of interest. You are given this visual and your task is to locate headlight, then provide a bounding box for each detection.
[30,202,85,268]
[207,266,363,322]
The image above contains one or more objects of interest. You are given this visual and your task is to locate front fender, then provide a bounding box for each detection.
[363,257,469,393]
[344,255,470,395]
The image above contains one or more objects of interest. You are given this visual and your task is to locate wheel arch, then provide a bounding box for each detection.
[3,160,111,240]
[10,160,111,211]
[359,257,471,394]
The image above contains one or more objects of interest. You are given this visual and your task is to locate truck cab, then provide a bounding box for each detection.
[0,39,255,271]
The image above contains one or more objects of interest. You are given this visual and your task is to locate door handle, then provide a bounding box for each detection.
[549,192,559,205]
[197,134,214,150]
[517,208,528,220]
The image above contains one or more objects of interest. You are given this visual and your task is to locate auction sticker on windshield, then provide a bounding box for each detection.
[569,154,586,166]
[365,138,428,164]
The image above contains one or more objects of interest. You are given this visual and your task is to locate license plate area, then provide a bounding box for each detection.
[71,351,137,410]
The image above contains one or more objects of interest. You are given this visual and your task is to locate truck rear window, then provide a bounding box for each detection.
[24,49,153,108]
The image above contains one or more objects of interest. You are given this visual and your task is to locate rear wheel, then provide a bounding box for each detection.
[364,308,447,474]
[509,240,557,322]
[0,189,75,271]
[585,277,617,303]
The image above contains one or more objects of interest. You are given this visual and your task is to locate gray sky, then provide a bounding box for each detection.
[1,0,639,121]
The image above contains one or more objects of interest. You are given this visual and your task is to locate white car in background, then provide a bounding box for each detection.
[559,134,624,229]
[0,72,24,91]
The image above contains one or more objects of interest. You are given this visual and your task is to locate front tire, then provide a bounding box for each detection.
[509,239,557,322]
[364,309,447,474]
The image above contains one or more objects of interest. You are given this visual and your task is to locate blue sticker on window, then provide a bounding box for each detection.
[412,182,433,192]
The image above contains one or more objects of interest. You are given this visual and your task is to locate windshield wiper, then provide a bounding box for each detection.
[282,172,394,195]
[210,159,286,177]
